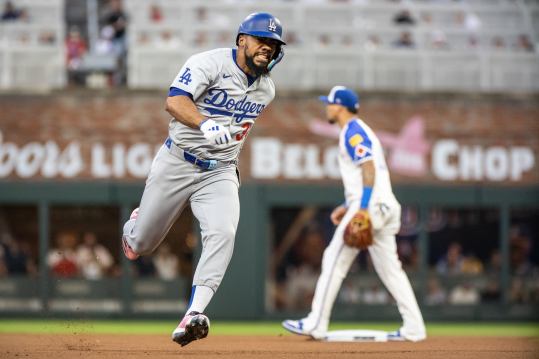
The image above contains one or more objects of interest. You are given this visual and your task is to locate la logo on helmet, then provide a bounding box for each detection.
[268,19,276,32]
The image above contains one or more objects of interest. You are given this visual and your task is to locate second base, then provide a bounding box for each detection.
[323,329,389,342]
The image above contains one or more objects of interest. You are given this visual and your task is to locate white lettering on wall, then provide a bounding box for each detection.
[0,136,83,178]
[251,137,341,180]
[432,140,536,181]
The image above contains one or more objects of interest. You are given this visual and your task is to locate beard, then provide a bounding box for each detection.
[244,48,270,76]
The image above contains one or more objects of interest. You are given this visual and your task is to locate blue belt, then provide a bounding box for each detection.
[165,138,232,170]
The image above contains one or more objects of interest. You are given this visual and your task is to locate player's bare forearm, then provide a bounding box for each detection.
[165,95,206,129]
[361,160,375,188]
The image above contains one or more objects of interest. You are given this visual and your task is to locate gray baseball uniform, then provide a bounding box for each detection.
[123,47,275,292]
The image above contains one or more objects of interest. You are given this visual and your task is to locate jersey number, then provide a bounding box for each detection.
[178,67,192,85]
[235,123,252,141]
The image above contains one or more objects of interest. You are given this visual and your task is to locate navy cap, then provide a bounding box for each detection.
[319,86,359,111]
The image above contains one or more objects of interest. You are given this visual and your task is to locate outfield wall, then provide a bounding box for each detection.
[0,91,537,320]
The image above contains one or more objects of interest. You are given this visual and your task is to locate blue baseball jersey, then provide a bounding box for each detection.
[339,118,397,206]
[169,48,276,162]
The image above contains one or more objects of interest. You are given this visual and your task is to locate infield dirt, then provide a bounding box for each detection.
[0,334,538,358]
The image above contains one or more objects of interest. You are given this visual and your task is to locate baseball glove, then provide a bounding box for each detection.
[343,210,373,249]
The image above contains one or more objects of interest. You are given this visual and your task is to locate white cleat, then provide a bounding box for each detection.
[282,319,325,339]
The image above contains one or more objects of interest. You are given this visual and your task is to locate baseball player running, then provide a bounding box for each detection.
[282,86,426,342]
[121,13,285,347]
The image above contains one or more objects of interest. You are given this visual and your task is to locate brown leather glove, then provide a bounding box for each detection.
[343,210,373,249]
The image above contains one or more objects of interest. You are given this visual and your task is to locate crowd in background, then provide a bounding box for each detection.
[271,207,539,311]
[2,0,536,88]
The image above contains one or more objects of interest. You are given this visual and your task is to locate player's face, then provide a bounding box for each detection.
[241,35,279,76]
[326,104,341,124]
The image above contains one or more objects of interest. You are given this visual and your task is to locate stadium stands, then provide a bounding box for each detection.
[0,0,65,90]
[124,0,539,92]
[0,0,537,92]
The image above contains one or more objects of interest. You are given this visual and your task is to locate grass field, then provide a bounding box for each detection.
[0,320,538,336]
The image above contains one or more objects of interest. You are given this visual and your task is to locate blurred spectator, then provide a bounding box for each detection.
[1,234,36,276]
[436,242,464,276]
[421,12,433,26]
[95,25,115,55]
[137,32,151,46]
[16,32,30,45]
[103,0,127,85]
[76,232,114,280]
[149,3,163,23]
[65,27,87,71]
[284,32,300,46]
[425,277,446,305]
[448,283,479,305]
[454,11,481,32]
[47,231,79,277]
[341,35,353,47]
[153,243,179,280]
[393,31,415,48]
[364,34,381,51]
[397,238,418,270]
[461,255,483,275]
[510,226,533,276]
[104,0,127,44]
[393,9,415,25]
[481,279,501,303]
[0,246,7,277]
[467,35,480,51]
[194,31,208,47]
[362,284,389,304]
[318,34,331,47]
[155,30,182,50]
[1,1,22,21]
[485,249,501,275]
[430,29,449,50]
[283,228,325,310]
[509,277,528,304]
[39,31,56,45]
[514,34,534,52]
[492,36,506,51]
[195,5,229,27]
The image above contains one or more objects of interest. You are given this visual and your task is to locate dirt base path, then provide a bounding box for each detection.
[1,334,538,359]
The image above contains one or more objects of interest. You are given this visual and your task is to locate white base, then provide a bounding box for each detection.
[322,329,389,342]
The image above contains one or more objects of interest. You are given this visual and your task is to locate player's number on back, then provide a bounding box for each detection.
[235,123,252,141]
[179,68,192,85]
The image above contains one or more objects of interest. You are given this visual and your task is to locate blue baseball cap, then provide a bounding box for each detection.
[319,86,360,111]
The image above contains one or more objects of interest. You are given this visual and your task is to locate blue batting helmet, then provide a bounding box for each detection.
[236,12,286,45]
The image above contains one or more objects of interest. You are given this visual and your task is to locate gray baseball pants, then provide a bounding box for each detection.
[123,144,240,292]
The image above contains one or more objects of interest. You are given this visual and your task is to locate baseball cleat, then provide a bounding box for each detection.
[122,236,139,260]
[172,311,210,347]
[282,319,325,339]
[282,319,311,336]
[121,208,140,260]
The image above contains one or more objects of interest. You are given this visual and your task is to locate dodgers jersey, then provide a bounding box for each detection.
[339,118,397,206]
[169,48,275,162]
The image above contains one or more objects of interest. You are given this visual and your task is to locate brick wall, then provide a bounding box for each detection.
[0,91,537,185]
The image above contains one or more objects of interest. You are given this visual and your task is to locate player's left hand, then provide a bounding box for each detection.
[200,119,231,145]
[343,210,373,249]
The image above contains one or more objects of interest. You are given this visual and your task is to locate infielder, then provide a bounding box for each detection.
[121,13,285,347]
[282,86,426,342]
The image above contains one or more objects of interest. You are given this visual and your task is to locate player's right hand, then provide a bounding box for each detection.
[330,205,347,225]
[199,119,231,145]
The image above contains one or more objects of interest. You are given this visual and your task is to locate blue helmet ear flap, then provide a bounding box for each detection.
[267,46,284,72]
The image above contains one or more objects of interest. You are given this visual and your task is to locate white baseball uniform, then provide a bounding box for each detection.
[300,118,426,341]
[123,48,275,294]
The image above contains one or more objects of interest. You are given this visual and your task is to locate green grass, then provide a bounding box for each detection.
[0,320,538,336]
